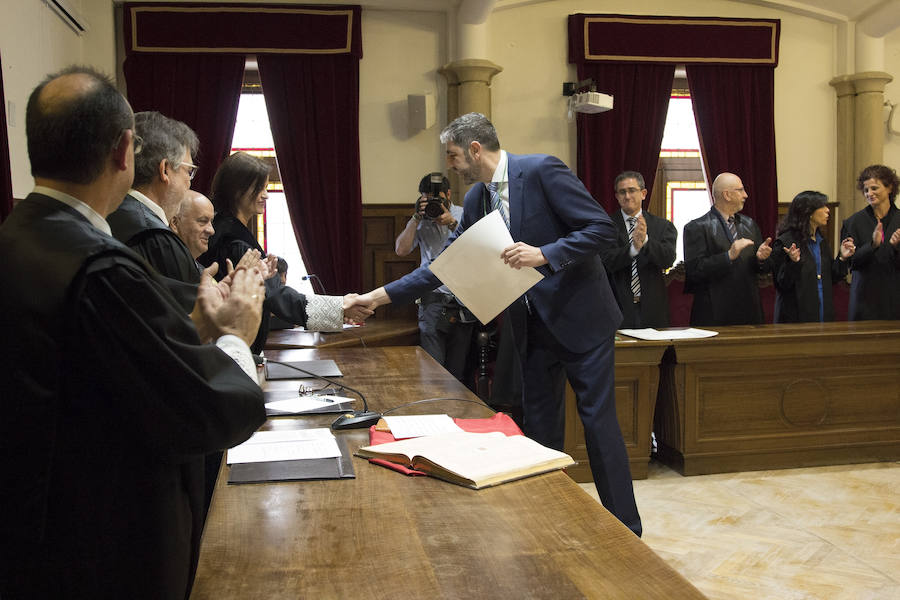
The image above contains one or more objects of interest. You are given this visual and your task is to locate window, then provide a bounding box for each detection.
[657,86,707,265]
[230,90,314,295]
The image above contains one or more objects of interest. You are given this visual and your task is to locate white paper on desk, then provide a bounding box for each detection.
[429,210,543,325]
[383,414,464,439]
[265,396,351,414]
[618,327,719,341]
[226,428,342,464]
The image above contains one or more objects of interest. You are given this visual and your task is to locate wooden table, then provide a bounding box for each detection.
[264,317,419,350]
[654,321,900,475]
[190,347,705,600]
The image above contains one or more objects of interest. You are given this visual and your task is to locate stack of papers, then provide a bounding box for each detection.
[227,428,342,464]
[617,327,718,341]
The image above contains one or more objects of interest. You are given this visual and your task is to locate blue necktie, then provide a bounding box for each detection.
[488,182,510,230]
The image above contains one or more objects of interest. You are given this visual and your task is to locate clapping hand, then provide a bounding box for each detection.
[191,263,265,345]
[783,243,801,263]
[756,237,773,261]
[839,237,856,259]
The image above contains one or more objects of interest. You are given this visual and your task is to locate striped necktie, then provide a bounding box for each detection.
[627,217,641,299]
[727,215,739,239]
[488,182,510,230]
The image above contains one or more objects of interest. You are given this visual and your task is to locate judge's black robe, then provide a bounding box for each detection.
[840,204,900,320]
[199,213,311,353]
[772,230,848,323]
[107,193,200,312]
[0,193,265,600]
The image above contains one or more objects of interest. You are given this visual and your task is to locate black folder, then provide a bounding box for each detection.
[228,437,355,484]
[264,359,343,380]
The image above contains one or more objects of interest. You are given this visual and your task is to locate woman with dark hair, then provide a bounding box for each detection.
[840,164,900,320]
[772,191,854,323]
[199,152,370,352]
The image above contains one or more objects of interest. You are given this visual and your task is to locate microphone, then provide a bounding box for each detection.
[264,359,382,430]
[302,274,327,295]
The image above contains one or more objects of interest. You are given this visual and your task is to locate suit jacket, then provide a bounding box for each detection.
[840,204,900,320]
[772,230,848,323]
[385,153,622,354]
[0,193,265,599]
[600,210,677,328]
[107,193,199,312]
[683,209,772,326]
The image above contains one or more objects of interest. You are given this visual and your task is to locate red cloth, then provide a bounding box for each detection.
[366,412,522,476]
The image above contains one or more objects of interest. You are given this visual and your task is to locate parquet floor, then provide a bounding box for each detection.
[579,460,900,599]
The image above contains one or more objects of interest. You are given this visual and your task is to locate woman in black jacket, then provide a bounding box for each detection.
[772,191,855,323]
[840,164,900,320]
[199,152,369,352]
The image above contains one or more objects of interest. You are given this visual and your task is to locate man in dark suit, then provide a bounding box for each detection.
[683,172,774,326]
[107,111,201,311]
[353,113,641,536]
[0,66,266,599]
[600,171,677,328]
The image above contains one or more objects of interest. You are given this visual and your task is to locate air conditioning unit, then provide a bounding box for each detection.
[44,0,89,35]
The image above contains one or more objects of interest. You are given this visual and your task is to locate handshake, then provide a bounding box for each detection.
[341,288,390,324]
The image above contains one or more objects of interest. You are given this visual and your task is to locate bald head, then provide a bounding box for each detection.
[711,172,747,217]
[26,65,134,186]
[171,192,215,259]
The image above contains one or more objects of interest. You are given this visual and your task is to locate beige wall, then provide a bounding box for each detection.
[0,0,841,214]
[1,0,115,198]
[881,28,900,180]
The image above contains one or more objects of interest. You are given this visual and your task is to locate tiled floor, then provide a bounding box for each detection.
[579,460,900,599]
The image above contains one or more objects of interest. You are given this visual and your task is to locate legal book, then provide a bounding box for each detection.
[356,431,575,489]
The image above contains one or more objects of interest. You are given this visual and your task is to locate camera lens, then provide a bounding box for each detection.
[423,198,444,219]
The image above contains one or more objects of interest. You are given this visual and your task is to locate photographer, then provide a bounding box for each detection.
[395,173,474,383]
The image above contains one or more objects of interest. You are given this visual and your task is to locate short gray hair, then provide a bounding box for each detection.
[439,112,500,156]
[133,111,199,188]
[614,171,645,191]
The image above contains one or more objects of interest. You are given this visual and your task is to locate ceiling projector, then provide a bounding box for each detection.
[573,91,613,114]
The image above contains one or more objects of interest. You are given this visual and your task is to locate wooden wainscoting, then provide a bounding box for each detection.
[361,204,419,320]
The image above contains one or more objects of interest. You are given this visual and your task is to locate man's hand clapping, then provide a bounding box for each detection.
[191,263,265,346]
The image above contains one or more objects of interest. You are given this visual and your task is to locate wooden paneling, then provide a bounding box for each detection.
[361,203,418,320]
[654,321,900,475]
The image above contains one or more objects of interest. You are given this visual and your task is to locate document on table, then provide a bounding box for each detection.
[265,395,351,415]
[226,428,342,464]
[617,327,719,341]
[429,210,543,324]
[383,414,464,439]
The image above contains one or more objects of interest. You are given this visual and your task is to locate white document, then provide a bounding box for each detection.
[618,327,719,341]
[429,210,543,324]
[383,414,464,439]
[226,428,342,464]
[265,396,351,414]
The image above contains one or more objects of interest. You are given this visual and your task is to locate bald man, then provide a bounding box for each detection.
[683,172,773,325]
[0,66,266,599]
[172,191,216,262]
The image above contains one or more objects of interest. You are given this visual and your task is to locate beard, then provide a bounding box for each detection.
[456,156,483,185]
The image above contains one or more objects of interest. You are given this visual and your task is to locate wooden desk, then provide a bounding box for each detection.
[264,318,419,350]
[191,347,705,600]
[565,338,670,481]
[654,321,900,475]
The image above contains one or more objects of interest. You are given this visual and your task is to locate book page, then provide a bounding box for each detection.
[383,414,463,439]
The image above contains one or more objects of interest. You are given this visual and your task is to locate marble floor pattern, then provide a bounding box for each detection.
[579,460,900,599]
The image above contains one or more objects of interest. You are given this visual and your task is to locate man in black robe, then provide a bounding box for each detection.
[107,111,201,311]
[0,66,267,600]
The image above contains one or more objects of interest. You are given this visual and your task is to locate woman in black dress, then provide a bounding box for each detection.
[199,152,367,352]
[840,164,900,320]
[772,191,854,323]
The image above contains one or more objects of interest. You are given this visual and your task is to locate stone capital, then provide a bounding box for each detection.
[439,59,503,86]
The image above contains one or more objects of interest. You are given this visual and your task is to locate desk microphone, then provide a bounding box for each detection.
[264,359,382,430]
[302,274,327,295]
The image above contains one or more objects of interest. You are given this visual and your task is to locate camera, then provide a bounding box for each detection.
[419,172,447,220]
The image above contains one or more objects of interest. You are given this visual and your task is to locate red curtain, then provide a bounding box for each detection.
[574,63,675,213]
[687,65,778,236]
[257,55,362,294]
[1,51,13,221]
[123,54,245,197]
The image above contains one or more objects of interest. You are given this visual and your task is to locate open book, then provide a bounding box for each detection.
[356,431,574,489]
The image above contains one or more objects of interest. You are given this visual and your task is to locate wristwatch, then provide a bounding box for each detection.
[413,213,423,221]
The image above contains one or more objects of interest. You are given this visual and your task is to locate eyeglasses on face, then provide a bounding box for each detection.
[177,161,199,181]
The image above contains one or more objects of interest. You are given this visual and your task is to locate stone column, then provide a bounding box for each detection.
[848,71,893,212]
[829,75,856,217]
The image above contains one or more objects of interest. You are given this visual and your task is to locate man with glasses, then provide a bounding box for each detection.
[107,111,202,311]
[683,171,773,325]
[600,171,677,328]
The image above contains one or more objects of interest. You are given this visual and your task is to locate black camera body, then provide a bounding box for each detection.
[421,172,447,220]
